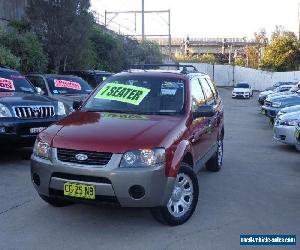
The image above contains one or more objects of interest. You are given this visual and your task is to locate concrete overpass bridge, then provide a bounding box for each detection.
[147,37,259,57]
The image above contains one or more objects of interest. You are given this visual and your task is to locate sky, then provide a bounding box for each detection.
[90,0,300,39]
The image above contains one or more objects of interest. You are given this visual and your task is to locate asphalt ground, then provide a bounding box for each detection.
[0,88,299,250]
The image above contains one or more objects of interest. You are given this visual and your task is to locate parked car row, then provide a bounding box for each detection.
[1,64,224,226]
[258,81,300,151]
[0,66,112,146]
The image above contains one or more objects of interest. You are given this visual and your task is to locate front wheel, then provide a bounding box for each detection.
[151,163,199,226]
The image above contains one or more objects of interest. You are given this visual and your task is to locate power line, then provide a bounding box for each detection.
[104,8,172,59]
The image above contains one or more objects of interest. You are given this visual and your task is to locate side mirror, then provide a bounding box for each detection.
[193,105,215,119]
[73,100,83,110]
[36,87,44,95]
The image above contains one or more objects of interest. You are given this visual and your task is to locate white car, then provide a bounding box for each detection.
[232,82,253,99]
[273,111,300,148]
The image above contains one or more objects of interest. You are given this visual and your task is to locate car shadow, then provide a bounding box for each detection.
[0,147,33,163]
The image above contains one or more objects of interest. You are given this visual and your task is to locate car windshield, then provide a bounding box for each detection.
[236,83,249,88]
[275,86,292,92]
[47,76,93,95]
[83,75,186,115]
[0,71,35,93]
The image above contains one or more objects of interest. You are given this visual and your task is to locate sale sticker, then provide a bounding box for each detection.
[95,83,150,106]
[54,79,82,90]
[0,77,15,91]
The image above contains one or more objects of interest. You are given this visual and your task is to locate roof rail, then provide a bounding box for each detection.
[129,64,199,74]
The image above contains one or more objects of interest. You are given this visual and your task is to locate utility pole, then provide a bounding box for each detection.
[104,9,172,59]
[168,9,171,61]
[142,0,145,41]
[298,3,300,40]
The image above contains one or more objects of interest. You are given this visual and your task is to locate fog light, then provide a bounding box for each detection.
[0,127,5,133]
[129,185,145,200]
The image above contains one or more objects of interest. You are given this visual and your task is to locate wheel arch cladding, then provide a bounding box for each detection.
[167,140,192,177]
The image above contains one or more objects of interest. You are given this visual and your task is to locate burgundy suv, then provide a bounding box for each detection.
[31,65,224,225]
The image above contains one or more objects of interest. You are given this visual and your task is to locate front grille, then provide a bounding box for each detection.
[235,92,244,95]
[57,148,113,165]
[15,106,55,119]
[52,172,111,184]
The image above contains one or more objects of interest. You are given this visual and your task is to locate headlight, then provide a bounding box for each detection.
[272,102,281,108]
[0,103,12,117]
[57,101,66,115]
[120,148,165,168]
[33,138,51,159]
[281,119,299,126]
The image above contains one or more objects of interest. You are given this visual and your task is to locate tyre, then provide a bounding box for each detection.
[206,137,223,172]
[39,195,73,207]
[151,163,199,226]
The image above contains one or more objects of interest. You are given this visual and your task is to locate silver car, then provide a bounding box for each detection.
[273,111,300,147]
[277,105,300,118]
[295,122,300,151]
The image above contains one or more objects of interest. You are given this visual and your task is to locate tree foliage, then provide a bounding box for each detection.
[199,54,217,64]
[0,25,47,73]
[27,0,94,72]
[0,0,162,73]
[0,46,21,69]
[245,46,259,68]
[261,30,300,71]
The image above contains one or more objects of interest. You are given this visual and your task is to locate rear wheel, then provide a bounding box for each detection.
[206,137,223,172]
[39,195,73,207]
[151,163,199,226]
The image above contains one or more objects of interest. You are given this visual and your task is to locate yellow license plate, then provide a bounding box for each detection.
[64,182,96,200]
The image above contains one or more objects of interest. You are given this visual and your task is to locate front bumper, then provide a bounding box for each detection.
[232,92,250,98]
[31,149,175,207]
[0,116,63,146]
[273,125,297,145]
[295,127,300,151]
[258,96,266,105]
[261,106,279,118]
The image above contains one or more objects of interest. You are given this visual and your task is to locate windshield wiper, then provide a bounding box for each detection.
[18,89,34,93]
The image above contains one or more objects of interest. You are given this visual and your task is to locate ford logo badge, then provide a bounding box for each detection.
[75,154,88,161]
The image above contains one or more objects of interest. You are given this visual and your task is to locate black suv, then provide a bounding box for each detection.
[26,74,93,114]
[63,70,113,88]
[0,67,66,146]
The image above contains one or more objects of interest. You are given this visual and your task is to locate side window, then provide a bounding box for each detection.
[191,77,206,111]
[205,77,218,98]
[28,76,47,94]
[82,75,97,88]
[199,78,215,105]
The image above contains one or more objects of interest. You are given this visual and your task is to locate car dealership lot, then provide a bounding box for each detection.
[0,88,299,250]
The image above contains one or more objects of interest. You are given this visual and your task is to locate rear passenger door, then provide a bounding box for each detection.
[198,77,219,149]
[189,76,212,164]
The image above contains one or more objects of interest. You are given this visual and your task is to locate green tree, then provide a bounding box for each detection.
[235,57,245,67]
[88,27,125,72]
[27,0,94,72]
[245,46,259,68]
[261,30,299,71]
[0,46,20,69]
[200,54,217,64]
[0,27,47,73]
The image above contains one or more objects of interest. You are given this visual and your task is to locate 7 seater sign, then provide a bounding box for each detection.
[95,82,150,105]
